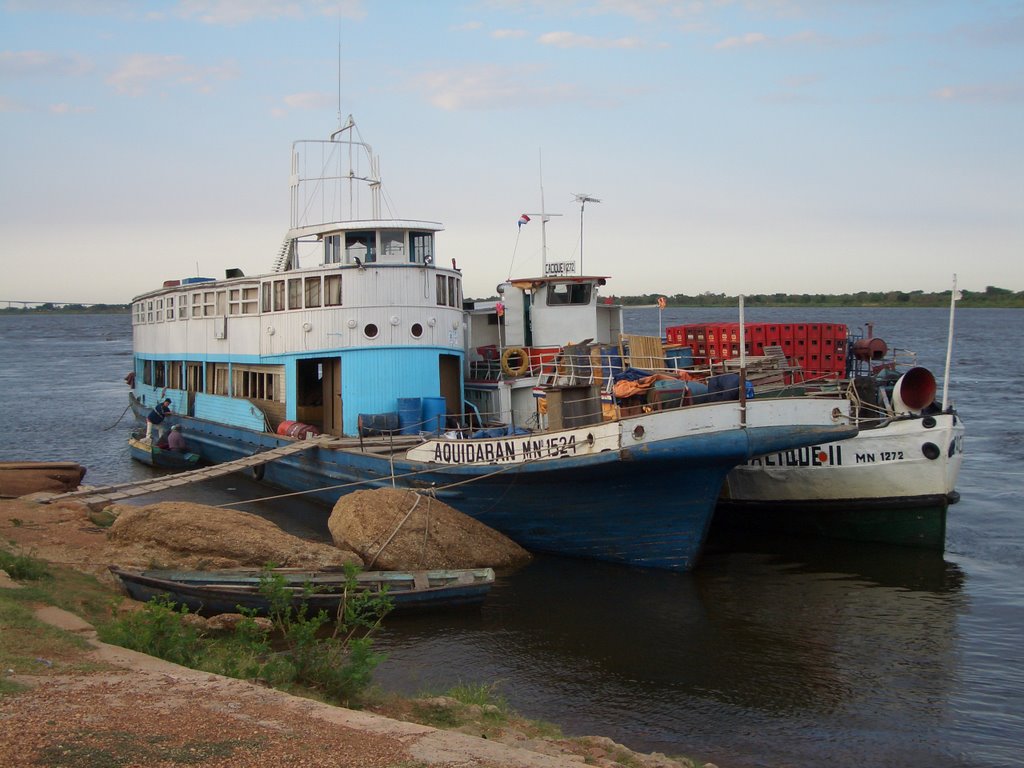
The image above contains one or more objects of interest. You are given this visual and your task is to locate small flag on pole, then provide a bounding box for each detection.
[657,296,667,309]
[518,213,530,229]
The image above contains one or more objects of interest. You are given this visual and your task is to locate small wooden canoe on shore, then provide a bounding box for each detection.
[108,565,496,616]
[128,436,201,469]
[0,461,86,497]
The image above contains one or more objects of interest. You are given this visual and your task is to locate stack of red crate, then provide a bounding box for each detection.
[663,322,849,379]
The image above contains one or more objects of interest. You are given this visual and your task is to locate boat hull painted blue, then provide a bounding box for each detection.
[130,396,853,571]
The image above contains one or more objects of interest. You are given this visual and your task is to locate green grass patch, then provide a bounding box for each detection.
[0,589,101,684]
[96,565,391,708]
[0,548,51,580]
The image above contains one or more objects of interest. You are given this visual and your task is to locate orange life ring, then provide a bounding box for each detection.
[500,347,530,377]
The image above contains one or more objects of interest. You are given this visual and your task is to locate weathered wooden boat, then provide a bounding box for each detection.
[126,115,856,572]
[108,565,495,616]
[0,461,86,497]
[127,436,202,469]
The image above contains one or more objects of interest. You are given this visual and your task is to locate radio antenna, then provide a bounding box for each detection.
[336,13,342,129]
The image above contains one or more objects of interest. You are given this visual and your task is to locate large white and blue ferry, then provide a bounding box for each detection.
[128,117,856,571]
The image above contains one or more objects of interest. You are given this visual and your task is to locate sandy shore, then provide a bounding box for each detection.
[0,496,715,768]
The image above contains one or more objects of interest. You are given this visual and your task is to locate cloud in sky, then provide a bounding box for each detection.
[106,54,238,96]
[714,31,769,50]
[410,65,584,111]
[1,0,1021,300]
[0,50,93,77]
[934,83,1024,104]
[172,0,365,25]
[537,30,661,49]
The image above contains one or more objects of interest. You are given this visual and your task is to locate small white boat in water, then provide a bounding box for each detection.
[716,323,965,549]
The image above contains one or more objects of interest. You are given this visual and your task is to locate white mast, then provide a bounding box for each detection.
[523,150,561,275]
[941,274,960,411]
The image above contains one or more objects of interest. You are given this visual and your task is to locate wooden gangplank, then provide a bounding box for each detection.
[54,437,331,508]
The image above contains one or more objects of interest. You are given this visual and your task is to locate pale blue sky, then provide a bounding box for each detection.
[2,0,1022,303]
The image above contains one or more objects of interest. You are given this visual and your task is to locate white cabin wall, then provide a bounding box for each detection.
[530,302,601,346]
[499,285,527,347]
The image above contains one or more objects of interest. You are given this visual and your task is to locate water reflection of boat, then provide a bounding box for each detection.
[373,547,963,765]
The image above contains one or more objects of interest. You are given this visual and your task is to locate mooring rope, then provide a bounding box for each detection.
[102,403,133,431]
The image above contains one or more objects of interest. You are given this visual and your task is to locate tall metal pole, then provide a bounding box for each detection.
[942,274,959,411]
[573,194,601,275]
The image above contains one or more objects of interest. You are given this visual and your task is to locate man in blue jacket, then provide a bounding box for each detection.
[145,398,172,442]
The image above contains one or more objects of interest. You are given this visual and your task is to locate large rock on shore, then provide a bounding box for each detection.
[105,501,362,570]
[327,488,531,571]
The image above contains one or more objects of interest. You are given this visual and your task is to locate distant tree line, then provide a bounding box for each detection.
[617,286,1024,309]
[5,286,1023,313]
[0,303,130,314]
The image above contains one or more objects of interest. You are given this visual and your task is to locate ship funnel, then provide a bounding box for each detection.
[892,367,937,414]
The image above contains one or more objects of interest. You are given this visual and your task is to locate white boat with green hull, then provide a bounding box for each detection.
[717,306,965,549]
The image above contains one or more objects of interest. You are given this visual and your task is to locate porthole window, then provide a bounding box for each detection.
[410,323,424,338]
[364,323,379,339]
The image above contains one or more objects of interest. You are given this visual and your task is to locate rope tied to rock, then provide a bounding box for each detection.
[367,492,423,569]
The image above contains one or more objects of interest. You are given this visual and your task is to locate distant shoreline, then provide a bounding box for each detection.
[3,286,1022,314]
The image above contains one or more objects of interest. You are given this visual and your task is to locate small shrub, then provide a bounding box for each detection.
[98,565,392,706]
[0,549,51,581]
[257,567,390,705]
[447,680,507,710]
[98,594,202,666]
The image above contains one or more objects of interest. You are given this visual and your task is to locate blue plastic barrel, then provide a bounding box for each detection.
[686,381,709,404]
[421,397,448,434]
[665,346,693,369]
[397,397,423,435]
[601,345,623,381]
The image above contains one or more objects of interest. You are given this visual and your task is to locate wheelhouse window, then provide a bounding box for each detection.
[287,278,302,310]
[305,276,322,307]
[345,231,375,264]
[191,293,202,318]
[381,230,404,260]
[146,300,154,323]
[261,283,272,313]
[325,275,342,306]
[177,294,187,320]
[324,234,341,264]
[272,280,285,312]
[410,231,434,264]
[202,291,216,317]
[546,282,592,306]
[436,274,460,308]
